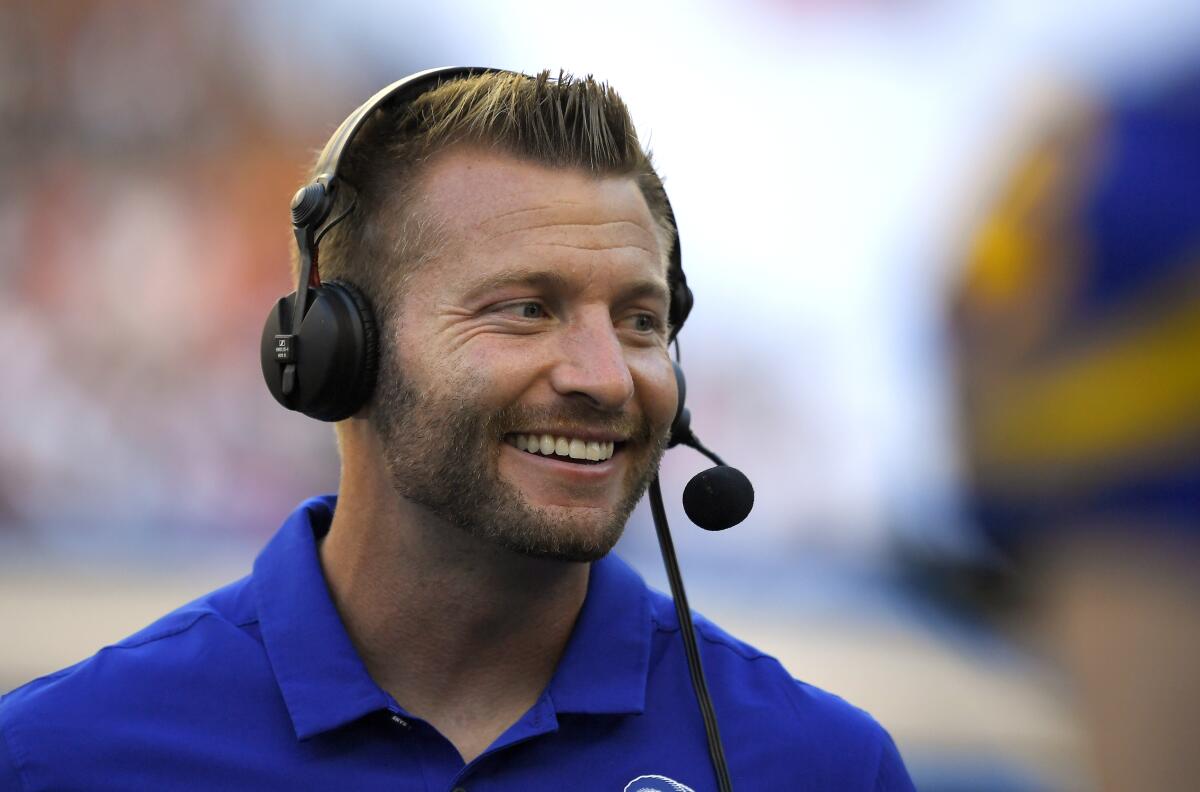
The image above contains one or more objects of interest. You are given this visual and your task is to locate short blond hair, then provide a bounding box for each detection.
[304,70,674,325]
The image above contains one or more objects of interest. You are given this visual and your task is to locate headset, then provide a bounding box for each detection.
[260,67,751,792]
[261,66,695,426]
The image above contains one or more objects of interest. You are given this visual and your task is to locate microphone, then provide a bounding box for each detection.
[683,466,754,531]
[670,418,755,531]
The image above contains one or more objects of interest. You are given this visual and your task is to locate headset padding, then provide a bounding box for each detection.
[324,279,379,420]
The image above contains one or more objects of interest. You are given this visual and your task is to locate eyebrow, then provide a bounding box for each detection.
[462,268,671,308]
[617,278,672,308]
[461,270,570,304]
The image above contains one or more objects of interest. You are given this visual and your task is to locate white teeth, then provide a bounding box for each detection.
[509,433,618,461]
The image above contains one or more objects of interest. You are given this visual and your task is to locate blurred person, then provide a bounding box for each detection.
[0,70,914,791]
[949,64,1200,792]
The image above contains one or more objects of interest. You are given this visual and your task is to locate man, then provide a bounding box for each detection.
[1,70,913,791]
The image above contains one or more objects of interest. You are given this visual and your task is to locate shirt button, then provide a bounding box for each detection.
[452,787,467,792]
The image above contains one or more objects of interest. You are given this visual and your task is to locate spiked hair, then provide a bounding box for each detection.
[304,70,674,325]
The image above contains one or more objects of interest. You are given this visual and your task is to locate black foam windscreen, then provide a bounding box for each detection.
[682,465,755,531]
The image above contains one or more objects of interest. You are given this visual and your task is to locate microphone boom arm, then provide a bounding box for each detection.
[649,476,734,792]
[680,431,726,467]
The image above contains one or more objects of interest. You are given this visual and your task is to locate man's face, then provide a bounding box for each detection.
[368,148,677,562]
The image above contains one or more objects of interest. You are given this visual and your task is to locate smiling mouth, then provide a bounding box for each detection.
[504,433,619,465]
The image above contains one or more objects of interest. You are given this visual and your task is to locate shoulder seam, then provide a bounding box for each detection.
[9,610,238,694]
[650,612,772,663]
[113,609,215,651]
[0,707,32,792]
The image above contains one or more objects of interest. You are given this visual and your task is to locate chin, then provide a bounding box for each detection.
[483,505,629,563]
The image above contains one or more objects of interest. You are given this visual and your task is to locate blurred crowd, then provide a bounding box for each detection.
[0,3,388,546]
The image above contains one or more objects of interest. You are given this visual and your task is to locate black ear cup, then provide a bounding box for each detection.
[667,266,693,341]
[330,279,379,416]
[260,279,378,422]
[668,360,692,448]
[266,68,693,424]
[661,192,692,341]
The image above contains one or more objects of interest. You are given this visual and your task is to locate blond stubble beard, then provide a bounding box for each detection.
[368,348,667,563]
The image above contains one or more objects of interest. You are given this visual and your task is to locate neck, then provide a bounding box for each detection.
[319,418,589,762]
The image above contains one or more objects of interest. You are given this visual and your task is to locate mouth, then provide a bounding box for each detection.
[504,433,621,465]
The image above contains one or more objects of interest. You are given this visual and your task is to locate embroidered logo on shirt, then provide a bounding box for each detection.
[623,775,695,792]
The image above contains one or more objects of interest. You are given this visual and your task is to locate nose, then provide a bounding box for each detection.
[549,309,636,411]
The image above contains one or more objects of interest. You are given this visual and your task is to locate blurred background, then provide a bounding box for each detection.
[3,2,1199,790]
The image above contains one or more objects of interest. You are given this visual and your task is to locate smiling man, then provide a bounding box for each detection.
[0,70,914,791]
[359,150,674,566]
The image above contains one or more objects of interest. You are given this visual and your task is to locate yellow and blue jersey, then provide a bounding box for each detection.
[951,66,1200,548]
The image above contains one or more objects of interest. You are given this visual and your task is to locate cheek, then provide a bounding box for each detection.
[457,345,541,403]
[634,356,679,430]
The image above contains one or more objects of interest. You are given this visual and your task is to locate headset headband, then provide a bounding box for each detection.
[287,65,691,340]
[291,67,498,231]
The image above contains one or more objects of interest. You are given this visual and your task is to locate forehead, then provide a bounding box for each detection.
[413,147,668,291]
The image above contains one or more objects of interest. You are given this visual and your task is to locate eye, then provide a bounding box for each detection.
[622,311,664,335]
[496,301,547,319]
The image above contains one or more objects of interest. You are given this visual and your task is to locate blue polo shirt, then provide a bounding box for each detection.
[1,496,914,791]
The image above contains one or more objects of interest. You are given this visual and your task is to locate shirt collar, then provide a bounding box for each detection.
[547,551,652,715]
[253,495,653,738]
[253,495,391,740]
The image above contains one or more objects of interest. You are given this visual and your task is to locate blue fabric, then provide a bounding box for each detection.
[974,460,1200,555]
[1,496,913,791]
[1078,67,1200,317]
